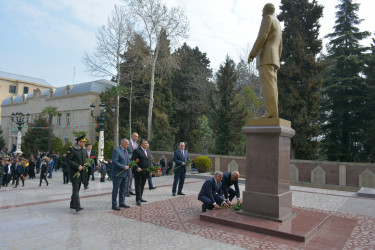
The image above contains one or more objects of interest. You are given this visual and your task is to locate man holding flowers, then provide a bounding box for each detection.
[67,134,88,212]
[111,138,131,210]
[131,139,151,206]
[172,142,189,196]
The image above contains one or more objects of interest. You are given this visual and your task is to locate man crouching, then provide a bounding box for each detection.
[198,171,229,212]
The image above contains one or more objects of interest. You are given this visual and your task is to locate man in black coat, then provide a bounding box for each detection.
[221,171,241,206]
[131,139,151,206]
[62,153,70,184]
[67,135,88,212]
[198,171,229,212]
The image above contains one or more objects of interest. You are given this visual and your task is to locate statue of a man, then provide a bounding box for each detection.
[248,3,282,118]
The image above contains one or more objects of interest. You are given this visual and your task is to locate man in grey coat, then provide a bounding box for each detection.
[126,132,138,196]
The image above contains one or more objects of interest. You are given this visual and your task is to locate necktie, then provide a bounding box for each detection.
[124,149,127,157]
[182,150,184,158]
[144,149,148,157]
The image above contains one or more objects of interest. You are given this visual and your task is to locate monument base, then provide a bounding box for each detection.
[200,207,331,242]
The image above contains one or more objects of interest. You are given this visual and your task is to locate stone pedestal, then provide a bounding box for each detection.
[241,118,295,222]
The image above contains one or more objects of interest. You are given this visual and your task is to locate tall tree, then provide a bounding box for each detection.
[210,56,246,155]
[41,106,62,153]
[122,0,189,140]
[82,5,130,145]
[171,43,213,151]
[22,117,50,157]
[277,0,324,159]
[320,0,370,161]
[364,34,375,161]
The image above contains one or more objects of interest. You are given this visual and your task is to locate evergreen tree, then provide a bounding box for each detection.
[320,0,370,161]
[22,117,50,157]
[171,43,213,152]
[364,35,375,161]
[210,56,246,155]
[278,0,324,159]
[0,126,5,149]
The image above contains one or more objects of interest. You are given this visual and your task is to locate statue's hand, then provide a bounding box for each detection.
[248,55,254,64]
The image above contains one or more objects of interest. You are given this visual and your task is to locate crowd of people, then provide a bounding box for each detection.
[2,132,242,214]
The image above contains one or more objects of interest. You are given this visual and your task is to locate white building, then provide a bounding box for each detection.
[1,79,116,150]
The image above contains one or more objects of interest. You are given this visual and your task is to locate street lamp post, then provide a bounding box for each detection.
[11,112,30,155]
[90,103,115,162]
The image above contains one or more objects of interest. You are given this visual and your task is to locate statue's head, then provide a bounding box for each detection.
[263,3,275,16]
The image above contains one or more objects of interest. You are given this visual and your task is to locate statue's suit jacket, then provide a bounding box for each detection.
[250,13,282,69]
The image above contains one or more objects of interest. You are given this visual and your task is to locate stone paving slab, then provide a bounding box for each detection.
[1,171,375,249]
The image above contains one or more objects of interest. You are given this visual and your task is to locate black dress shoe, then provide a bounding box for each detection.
[140,199,147,202]
[125,193,130,197]
[149,187,156,190]
[129,191,135,195]
[119,204,130,208]
[84,186,89,190]
[136,201,141,206]
[76,207,83,212]
[112,206,121,211]
[172,193,176,196]
[202,204,207,213]
[177,192,185,195]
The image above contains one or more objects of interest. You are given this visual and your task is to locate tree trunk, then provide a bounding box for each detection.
[129,82,133,137]
[147,42,160,141]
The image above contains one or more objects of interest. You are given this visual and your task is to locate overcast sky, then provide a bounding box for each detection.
[0,0,374,88]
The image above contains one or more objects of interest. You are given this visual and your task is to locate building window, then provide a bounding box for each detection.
[66,113,70,127]
[9,85,16,94]
[57,116,61,126]
[23,87,29,94]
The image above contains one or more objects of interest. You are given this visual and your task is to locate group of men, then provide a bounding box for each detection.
[66,132,241,214]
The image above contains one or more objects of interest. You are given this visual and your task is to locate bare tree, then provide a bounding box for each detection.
[122,0,189,140]
[82,5,130,145]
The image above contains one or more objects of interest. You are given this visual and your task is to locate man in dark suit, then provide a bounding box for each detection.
[221,171,241,206]
[172,142,189,196]
[126,132,138,196]
[62,153,70,184]
[131,139,151,206]
[198,171,229,212]
[67,134,88,212]
[111,138,131,210]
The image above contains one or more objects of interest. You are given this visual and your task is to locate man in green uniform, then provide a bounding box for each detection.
[67,134,88,212]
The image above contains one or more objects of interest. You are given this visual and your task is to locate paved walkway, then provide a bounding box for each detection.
[1,171,375,249]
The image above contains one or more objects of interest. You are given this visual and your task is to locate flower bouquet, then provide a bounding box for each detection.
[73,157,94,178]
[231,200,243,211]
[116,159,139,177]
[148,165,159,176]
[174,159,194,171]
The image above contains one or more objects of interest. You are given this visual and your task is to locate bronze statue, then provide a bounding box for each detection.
[248,3,282,118]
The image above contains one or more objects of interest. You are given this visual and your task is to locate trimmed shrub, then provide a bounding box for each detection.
[195,156,212,173]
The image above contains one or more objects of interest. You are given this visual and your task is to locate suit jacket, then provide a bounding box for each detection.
[112,145,130,178]
[198,177,223,204]
[221,172,240,200]
[131,147,151,174]
[173,149,189,173]
[16,164,25,175]
[250,13,282,69]
[67,144,88,182]
[127,140,138,158]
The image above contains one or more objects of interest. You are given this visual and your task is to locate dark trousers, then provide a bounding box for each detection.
[199,194,225,208]
[63,172,69,184]
[15,175,24,187]
[172,171,185,194]
[148,174,154,188]
[12,173,17,184]
[70,181,82,209]
[134,171,148,201]
[126,170,133,194]
[83,169,90,188]
[227,187,236,201]
[112,176,128,206]
[40,173,49,186]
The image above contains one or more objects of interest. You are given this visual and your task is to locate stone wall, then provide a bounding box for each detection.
[151,151,375,188]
